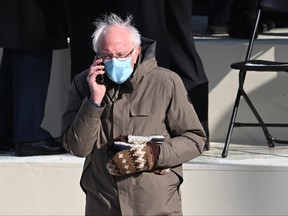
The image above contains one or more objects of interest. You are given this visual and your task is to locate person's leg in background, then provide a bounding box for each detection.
[13,49,53,143]
[228,0,259,39]
[188,83,209,150]
[0,48,66,156]
[167,0,210,150]
[0,48,14,151]
[207,0,232,34]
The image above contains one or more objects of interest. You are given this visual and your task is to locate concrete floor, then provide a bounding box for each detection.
[195,142,288,167]
[1,142,288,216]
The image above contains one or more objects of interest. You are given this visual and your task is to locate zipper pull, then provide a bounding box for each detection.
[115,85,121,100]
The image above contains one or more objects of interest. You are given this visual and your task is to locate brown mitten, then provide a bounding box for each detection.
[107,142,160,176]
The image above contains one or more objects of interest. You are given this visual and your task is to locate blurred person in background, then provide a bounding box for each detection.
[0,0,68,156]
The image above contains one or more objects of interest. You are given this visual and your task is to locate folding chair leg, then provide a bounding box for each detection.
[241,90,275,147]
[222,90,242,158]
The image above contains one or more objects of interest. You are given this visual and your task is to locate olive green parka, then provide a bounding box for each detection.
[61,38,206,216]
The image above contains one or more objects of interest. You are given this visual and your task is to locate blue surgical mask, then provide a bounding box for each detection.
[103,58,133,84]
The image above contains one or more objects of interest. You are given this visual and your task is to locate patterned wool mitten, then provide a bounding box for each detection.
[108,134,164,156]
[107,141,160,176]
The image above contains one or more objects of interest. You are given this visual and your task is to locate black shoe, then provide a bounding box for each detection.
[15,138,67,157]
[207,24,228,34]
[0,139,15,152]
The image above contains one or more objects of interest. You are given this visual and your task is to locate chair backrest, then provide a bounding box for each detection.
[260,0,288,13]
[245,0,288,61]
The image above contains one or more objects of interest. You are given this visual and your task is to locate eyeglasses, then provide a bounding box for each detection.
[97,48,135,62]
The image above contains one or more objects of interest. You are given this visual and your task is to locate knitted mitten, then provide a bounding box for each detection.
[107,135,172,176]
[107,142,158,176]
[108,134,164,155]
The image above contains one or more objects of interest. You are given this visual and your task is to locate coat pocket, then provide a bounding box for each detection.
[129,97,167,136]
[130,101,151,117]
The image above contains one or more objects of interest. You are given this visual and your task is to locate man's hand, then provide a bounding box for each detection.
[107,142,159,176]
[87,57,106,105]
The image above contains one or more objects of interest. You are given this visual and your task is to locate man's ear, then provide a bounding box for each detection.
[132,47,141,64]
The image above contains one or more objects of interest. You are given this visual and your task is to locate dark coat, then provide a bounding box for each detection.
[110,0,208,90]
[0,0,68,50]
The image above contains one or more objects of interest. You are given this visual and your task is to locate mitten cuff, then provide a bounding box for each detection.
[146,141,160,163]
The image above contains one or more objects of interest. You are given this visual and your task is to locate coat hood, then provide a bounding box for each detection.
[139,37,157,63]
[127,37,157,87]
[109,37,157,91]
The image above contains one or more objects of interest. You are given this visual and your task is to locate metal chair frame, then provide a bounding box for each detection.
[222,0,288,158]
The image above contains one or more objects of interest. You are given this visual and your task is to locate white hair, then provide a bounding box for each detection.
[92,13,141,52]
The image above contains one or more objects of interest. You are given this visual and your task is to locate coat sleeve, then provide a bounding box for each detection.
[61,75,105,157]
[156,72,207,168]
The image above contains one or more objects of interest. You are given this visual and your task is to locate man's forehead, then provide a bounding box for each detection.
[99,26,133,50]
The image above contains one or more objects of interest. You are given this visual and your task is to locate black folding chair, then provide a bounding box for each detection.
[222,0,288,158]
